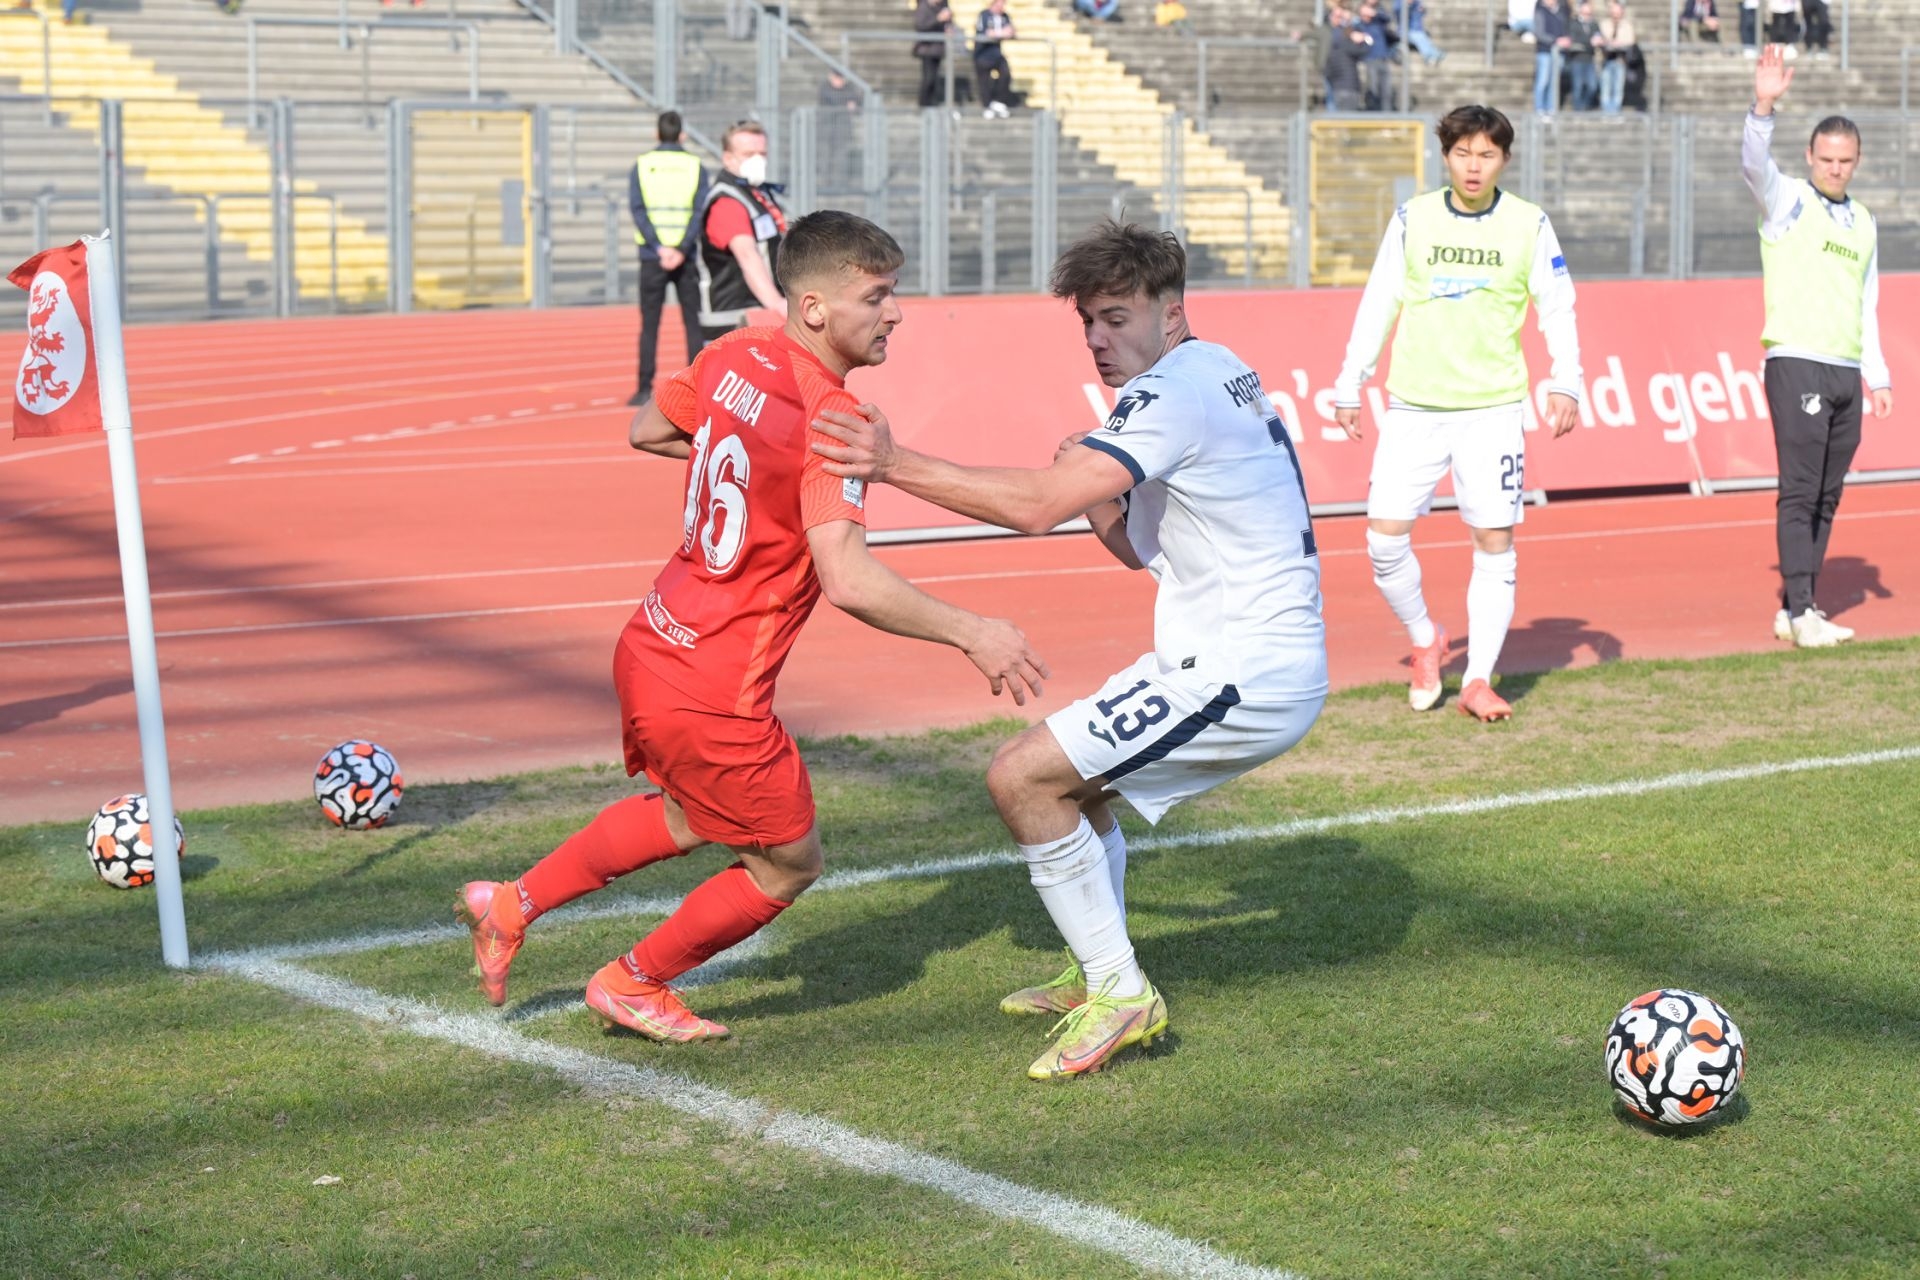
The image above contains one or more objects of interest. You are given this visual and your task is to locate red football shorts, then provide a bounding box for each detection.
[613,638,816,849]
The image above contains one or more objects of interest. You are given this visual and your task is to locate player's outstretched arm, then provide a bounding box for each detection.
[806,519,1051,704]
[1743,45,1795,220]
[630,401,693,459]
[811,404,1134,536]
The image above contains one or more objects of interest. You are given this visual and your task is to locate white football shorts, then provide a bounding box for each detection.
[1044,653,1325,825]
[1366,402,1528,529]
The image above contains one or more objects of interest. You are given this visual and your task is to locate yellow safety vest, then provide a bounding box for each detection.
[635,147,703,247]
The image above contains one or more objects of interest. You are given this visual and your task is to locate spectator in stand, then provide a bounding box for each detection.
[1154,0,1192,34]
[974,0,1017,117]
[1765,0,1801,54]
[1405,0,1445,64]
[1566,0,1602,110]
[1679,0,1720,40]
[1740,0,1760,54]
[1355,0,1398,110]
[818,70,863,189]
[380,0,425,7]
[1323,5,1372,111]
[1075,0,1121,20]
[914,0,955,107]
[1533,0,1569,117]
[1596,0,1639,115]
[1801,0,1830,55]
[1508,0,1537,40]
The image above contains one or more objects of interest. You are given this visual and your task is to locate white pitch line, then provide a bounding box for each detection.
[157,456,618,484]
[216,747,1920,969]
[210,957,1299,1280]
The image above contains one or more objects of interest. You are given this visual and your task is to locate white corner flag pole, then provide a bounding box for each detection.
[87,231,189,969]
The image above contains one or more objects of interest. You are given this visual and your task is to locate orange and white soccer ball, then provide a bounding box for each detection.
[314,739,403,829]
[85,794,184,890]
[1604,988,1746,1126]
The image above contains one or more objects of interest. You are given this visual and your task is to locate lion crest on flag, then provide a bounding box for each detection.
[18,274,86,414]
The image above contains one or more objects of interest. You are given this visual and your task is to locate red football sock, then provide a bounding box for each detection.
[621,863,790,984]
[512,793,688,924]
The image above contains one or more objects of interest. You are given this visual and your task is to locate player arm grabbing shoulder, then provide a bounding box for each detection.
[810,403,1139,541]
[1056,429,1145,570]
[806,518,1051,703]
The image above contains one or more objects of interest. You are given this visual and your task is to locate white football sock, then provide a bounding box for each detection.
[1367,529,1436,648]
[1464,547,1518,685]
[1020,817,1145,999]
[1096,819,1127,927]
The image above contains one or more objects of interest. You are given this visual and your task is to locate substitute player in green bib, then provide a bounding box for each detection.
[1745,45,1893,649]
[1334,105,1582,722]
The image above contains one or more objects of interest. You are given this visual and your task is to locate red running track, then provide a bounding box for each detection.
[3,306,1917,826]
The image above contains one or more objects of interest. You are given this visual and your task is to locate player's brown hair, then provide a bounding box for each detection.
[776,210,905,292]
[1048,219,1186,305]
[1437,104,1515,156]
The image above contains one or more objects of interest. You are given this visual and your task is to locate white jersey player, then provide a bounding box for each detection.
[1334,104,1583,722]
[811,221,1327,1081]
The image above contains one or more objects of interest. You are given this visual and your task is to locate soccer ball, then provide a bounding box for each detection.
[314,739,403,829]
[85,794,183,890]
[1604,988,1746,1126]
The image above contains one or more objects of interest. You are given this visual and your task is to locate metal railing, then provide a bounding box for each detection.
[246,15,481,123]
[833,28,1058,115]
[1195,38,1311,128]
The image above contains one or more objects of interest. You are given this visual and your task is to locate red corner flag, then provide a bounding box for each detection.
[10,240,104,439]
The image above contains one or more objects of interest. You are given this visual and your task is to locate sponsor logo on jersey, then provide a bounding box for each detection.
[1822,239,1862,262]
[642,590,700,649]
[1105,387,1160,432]
[1429,275,1492,300]
[841,475,866,508]
[1427,245,1504,267]
[1551,253,1569,276]
[712,369,768,426]
[746,345,784,371]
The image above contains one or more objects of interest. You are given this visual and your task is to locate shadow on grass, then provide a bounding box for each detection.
[704,837,1418,1023]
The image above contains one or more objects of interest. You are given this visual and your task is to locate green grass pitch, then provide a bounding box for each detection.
[5,641,1920,1279]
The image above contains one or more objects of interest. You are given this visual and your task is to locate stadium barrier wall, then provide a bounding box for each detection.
[850,275,1920,534]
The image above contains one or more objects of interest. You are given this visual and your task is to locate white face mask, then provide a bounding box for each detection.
[738,155,768,186]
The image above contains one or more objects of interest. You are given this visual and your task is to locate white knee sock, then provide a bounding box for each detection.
[1367,529,1436,647]
[1097,820,1127,928]
[1464,547,1518,685]
[1020,817,1145,998]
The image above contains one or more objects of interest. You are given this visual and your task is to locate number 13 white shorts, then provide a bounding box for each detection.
[1044,652,1324,825]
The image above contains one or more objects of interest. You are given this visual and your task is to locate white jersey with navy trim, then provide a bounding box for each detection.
[1079,339,1328,702]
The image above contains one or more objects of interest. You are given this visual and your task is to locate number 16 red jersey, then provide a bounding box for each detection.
[619,326,869,718]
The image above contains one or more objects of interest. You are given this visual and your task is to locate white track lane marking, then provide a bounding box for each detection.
[155,457,619,484]
[2,560,669,613]
[0,600,637,650]
[205,957,1300,1280]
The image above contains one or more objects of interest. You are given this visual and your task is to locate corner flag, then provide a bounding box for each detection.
[10,233,189,967]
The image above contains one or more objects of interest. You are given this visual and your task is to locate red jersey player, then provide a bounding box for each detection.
[457,211,1048,1041]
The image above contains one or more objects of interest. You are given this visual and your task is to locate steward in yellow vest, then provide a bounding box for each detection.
[630,110,712,407]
